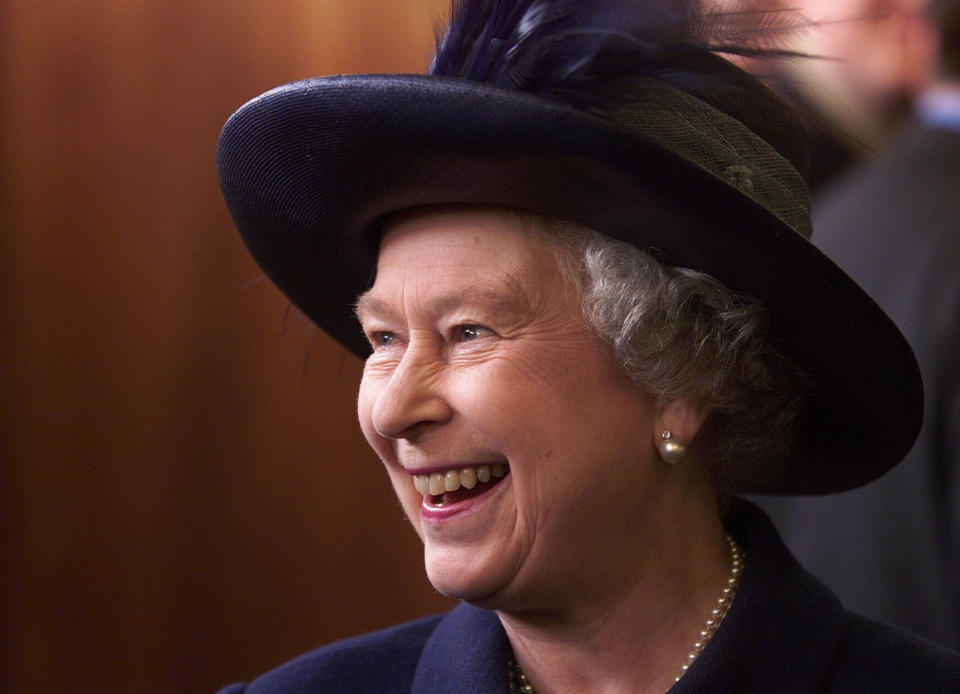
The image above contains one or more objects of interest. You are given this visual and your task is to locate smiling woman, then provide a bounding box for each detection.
[214,0,960,692]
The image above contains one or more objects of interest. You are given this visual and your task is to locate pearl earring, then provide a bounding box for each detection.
[659,430,686,464]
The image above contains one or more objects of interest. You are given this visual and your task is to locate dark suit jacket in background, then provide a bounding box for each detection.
[217,501,960,693]
[760,123,960,650]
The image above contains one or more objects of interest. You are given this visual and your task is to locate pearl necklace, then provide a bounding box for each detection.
[508,534,744,693]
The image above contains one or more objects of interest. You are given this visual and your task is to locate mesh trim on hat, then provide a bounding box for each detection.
[606,80,812,239]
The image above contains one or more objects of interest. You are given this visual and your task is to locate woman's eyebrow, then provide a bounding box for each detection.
[426,287,531,318]
[353,293,393,322]
[354,286,530,322]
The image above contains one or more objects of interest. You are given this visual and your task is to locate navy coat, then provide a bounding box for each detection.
[217,502,960,692]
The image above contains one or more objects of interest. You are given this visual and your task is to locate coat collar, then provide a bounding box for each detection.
[411,600,513,693]
[411,500,846,693]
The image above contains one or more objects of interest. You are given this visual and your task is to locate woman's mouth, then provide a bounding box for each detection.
[412,464,508,507]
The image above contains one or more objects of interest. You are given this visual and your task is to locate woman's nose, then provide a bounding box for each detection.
[370,344,452,440]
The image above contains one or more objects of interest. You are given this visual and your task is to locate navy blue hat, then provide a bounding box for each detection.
[217,0,922,494]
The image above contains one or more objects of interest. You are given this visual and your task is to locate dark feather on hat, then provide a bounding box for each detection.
[430,0,817,175]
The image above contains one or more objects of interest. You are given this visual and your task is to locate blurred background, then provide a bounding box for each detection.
[1,2,453,693]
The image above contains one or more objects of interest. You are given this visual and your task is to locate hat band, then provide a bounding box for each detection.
[604,80,812,239]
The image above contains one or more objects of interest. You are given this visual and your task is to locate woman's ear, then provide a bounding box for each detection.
[654,397,711,451]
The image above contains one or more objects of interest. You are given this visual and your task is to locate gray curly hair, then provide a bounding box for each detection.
[518,212,808,494]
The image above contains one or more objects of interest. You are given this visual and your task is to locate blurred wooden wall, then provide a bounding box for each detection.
[0,1,453,692]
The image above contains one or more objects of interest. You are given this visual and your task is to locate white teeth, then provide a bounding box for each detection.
[444,470,460,492]
[412,464,507,496]
[414,476,429,495]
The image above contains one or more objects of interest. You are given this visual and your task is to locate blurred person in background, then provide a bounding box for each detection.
[213,0,960,692]
[760,0,960,651]
[731,0,938,192]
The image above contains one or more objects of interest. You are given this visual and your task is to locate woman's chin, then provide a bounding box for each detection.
[424,550,516,606]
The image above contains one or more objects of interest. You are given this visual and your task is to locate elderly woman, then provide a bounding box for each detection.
[215,1,960,692]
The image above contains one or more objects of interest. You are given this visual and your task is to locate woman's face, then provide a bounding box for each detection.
[356,208,665,609]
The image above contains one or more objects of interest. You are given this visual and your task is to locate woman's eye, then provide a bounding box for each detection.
[455,325,491,342]
[370,331,398,349]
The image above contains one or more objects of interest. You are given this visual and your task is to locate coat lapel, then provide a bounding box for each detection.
[412,603,513,693]
[669,500,846,692]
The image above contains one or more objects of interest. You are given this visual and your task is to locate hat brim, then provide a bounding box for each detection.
[217,74,922,494]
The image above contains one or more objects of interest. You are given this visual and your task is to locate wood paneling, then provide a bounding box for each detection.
[0,2,453,692]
